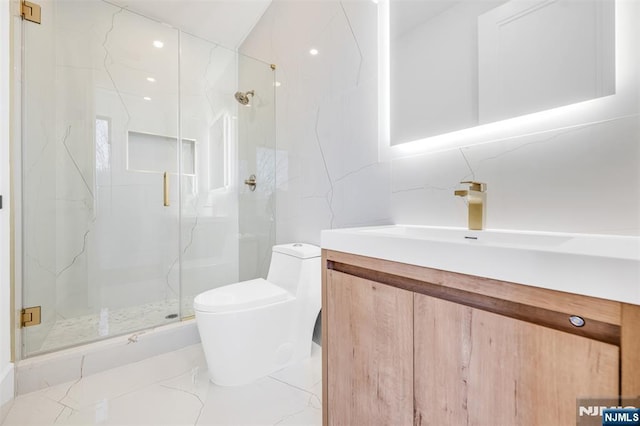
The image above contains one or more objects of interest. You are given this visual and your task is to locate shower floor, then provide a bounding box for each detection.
[38,299,186,353]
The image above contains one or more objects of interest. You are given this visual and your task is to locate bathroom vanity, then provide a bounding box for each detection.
[320,226,640,425]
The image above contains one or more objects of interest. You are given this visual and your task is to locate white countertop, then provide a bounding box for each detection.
[321,225,640,306]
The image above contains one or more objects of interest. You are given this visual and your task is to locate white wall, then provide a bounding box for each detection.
[1,0,15,414]
[240,0,392,246]
[241,0,639,248]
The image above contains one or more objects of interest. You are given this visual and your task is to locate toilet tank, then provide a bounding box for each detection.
[267,243,321,296]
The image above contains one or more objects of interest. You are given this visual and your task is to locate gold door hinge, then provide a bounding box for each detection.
[21,306,41,328]
[21,1,42,24]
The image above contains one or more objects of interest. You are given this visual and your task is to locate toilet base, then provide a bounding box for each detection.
[196,298,315,386]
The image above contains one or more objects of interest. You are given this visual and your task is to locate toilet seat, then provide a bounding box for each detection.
[193,278,290,313]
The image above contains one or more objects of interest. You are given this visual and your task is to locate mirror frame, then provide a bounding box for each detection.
[378,0,639,160]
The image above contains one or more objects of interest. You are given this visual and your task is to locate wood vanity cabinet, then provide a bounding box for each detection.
[322,250,640,426]
[325,271,413,425]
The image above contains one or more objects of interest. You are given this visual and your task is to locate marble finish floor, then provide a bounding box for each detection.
[2,343,322,426]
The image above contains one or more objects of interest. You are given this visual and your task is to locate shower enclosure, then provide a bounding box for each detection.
[19,0,275,357]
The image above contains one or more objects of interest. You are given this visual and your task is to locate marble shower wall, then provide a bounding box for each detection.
[241,0,392,246]
[242,0,639,244]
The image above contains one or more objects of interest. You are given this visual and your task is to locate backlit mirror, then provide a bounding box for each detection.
[390,0,615,146]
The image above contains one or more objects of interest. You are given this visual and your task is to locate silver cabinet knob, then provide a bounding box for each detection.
[569,315,585,327]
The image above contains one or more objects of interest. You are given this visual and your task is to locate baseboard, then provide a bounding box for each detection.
[16,320,200,395]
[0,362,15,424]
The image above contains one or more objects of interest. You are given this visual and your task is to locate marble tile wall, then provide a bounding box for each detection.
[242,0,639,246]
[392,116,640,235]
[240,0,392,247]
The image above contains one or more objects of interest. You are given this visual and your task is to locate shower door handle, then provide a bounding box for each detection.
[163,172,170,206]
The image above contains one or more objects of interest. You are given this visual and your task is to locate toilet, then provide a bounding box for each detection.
[194,243,321,386]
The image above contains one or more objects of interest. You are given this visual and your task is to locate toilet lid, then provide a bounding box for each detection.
[193,278,291,313]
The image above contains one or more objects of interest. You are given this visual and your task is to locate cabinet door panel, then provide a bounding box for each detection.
[414,294,619,425]
[326,270,413,426]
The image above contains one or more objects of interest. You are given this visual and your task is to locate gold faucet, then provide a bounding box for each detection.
[454,181,487,230]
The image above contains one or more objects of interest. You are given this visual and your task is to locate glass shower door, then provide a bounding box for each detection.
[178,34,276,317]
[21,0,181,356]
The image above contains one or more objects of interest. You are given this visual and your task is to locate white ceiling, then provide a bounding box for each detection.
[109,0,272,48]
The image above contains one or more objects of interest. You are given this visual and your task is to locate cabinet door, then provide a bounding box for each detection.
[414,293,619,426]
[326,270,414,426]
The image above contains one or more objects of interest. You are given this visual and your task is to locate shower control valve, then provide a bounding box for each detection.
[244,174,257,192]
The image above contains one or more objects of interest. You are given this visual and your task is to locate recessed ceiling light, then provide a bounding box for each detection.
[371,0,378,3]
[309,48,319,56]
[153,40,164,48]
[274,81,282,87]
[146,77,156,83]
[143,96,151,101]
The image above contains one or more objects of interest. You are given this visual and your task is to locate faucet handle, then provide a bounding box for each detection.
[460,181,487,192]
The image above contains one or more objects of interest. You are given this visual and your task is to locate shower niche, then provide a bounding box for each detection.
[126,131,195,176]
[19,0,275,357]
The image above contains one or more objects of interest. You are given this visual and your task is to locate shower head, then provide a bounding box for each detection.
[234,90,255,106]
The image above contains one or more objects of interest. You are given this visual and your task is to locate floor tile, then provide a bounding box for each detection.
[0,391,66,426]
[196,376,313,426]
[78,345,202,410]
[274,404,322,426]
[1,344,322,426]
[269,344,322,397]
[60,384,204,425]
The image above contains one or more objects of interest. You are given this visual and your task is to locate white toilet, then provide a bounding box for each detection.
[194,243,321,386]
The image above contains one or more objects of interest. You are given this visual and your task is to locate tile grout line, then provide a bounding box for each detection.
[159,383,205,425]
[268,375,322,405]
